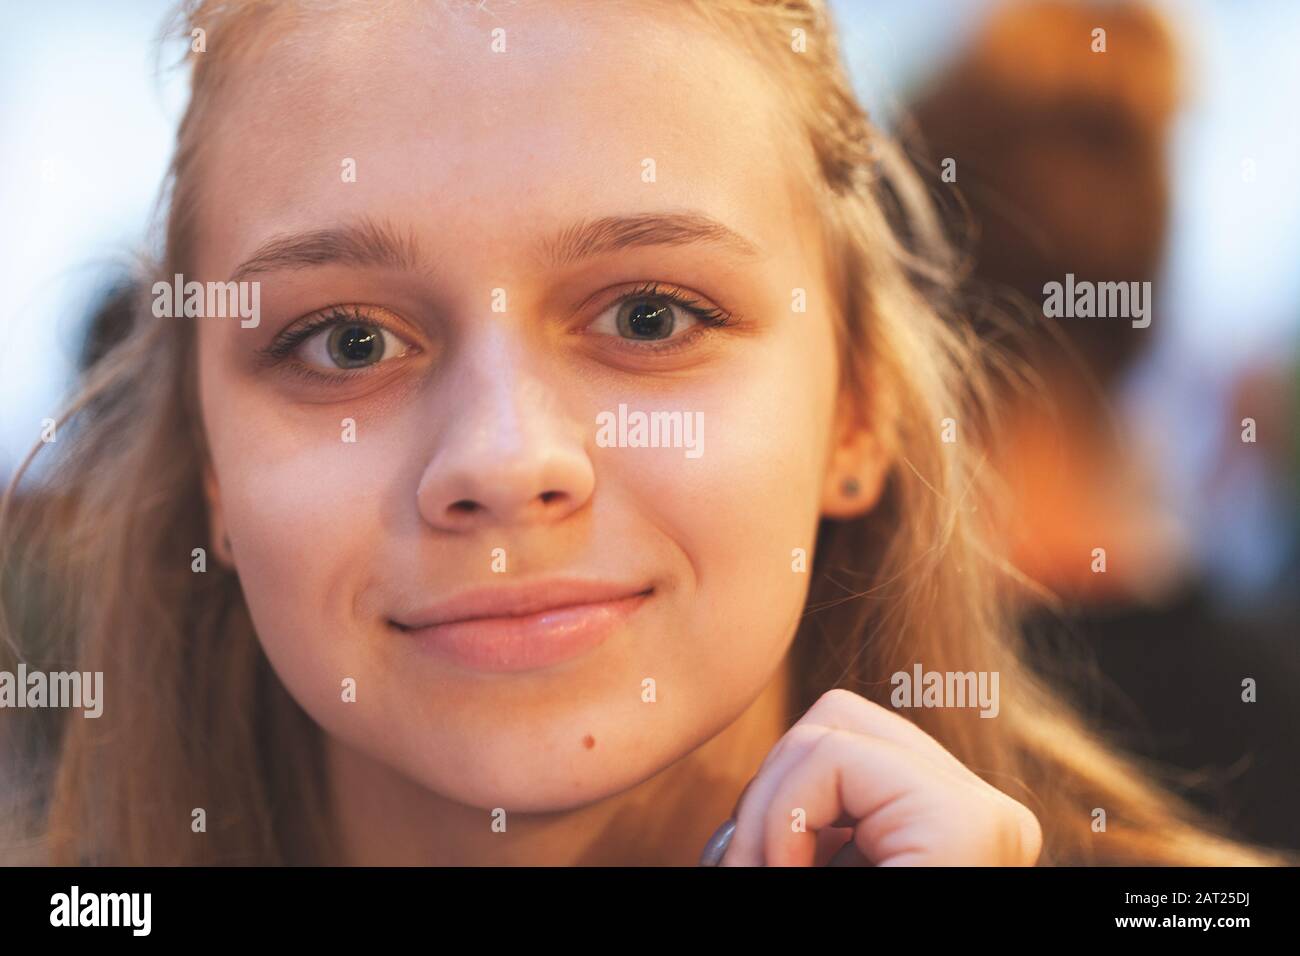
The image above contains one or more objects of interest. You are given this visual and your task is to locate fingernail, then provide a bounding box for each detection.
[698,817,738,867]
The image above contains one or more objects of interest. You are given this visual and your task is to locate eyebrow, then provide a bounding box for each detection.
[229,210,763,282]
[230,218,422,282]
[538,211,764,267]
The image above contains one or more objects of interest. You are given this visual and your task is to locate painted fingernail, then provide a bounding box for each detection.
[698,817,738,867]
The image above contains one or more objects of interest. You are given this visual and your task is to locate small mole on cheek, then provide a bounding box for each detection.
[582,734,595,750]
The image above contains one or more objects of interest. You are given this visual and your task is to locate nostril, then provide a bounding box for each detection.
[438,492,570,524]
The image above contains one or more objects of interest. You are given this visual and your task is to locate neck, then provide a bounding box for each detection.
[324,655,793,865]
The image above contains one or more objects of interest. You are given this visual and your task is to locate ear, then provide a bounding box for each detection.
[202,460,235,567]
[820,392,891,519]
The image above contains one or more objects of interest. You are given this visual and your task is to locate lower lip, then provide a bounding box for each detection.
[397,592,651,673]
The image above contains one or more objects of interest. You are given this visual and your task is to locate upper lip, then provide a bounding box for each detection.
[392,579,654,630]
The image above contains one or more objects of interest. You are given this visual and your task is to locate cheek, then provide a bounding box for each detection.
[220,436,374,623]
[199,374,399,708]
[601,327,837,687]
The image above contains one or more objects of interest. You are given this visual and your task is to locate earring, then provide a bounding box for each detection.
[841,476,860,498]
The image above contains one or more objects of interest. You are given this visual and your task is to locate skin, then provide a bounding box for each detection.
[194,1,1039,865]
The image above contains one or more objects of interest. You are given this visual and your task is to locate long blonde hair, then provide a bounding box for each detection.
[1,0,1290,865]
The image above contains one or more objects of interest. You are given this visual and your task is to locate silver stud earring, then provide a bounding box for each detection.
[841,476,860,498]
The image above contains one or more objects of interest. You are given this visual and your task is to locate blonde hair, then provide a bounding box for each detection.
[0,0,1290,865]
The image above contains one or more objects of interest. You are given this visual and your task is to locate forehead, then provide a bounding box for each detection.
[196,0,818,277]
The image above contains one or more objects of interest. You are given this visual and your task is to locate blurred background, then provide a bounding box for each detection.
[1,0,1297,851]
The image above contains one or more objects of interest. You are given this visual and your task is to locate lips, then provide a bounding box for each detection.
[390,580,653,673]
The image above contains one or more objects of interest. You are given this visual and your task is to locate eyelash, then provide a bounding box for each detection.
[256,283,734,380]
[253,304,406,386]
[257,304,376,362]
[592,281,734,354]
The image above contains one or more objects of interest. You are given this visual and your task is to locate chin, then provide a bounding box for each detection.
[395,729,682,814]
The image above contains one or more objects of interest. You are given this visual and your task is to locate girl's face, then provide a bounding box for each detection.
[195,2,873,811]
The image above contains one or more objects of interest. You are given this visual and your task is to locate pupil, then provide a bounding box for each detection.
[624,299,673,339]
[332,325,381,366]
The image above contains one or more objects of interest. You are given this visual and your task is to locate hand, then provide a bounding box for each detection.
[716,689,1042,866]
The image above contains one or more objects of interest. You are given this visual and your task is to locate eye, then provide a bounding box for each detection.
[301,321,404,370]
[587,282,731,345]
[272,307,416,372]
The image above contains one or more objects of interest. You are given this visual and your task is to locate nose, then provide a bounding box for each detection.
[416,340,595,533]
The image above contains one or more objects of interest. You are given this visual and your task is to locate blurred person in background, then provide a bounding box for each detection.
[909,0,1300,851]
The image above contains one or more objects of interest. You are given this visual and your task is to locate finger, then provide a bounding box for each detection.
[721,722,837,866]
[762,728,969,867]
[791,689,971,776]
[745,689,967,806]
[794,692,1041,863]
[723,689,970,866]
